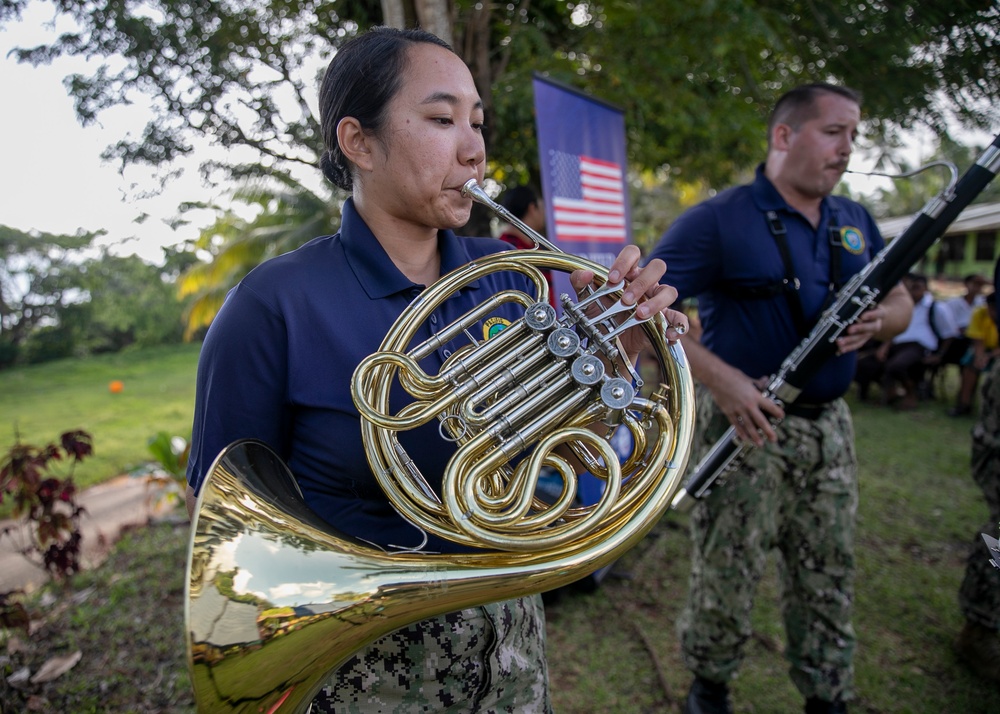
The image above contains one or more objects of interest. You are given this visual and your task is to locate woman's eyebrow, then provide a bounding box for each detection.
[422,91,484,112]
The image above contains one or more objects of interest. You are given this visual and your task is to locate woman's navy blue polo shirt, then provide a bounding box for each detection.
[186,199,536,553]
[649,166,885,403]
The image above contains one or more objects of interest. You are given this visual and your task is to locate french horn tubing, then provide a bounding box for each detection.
[185,179,696,713]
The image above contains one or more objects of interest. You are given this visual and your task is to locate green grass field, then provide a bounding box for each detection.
[0,343,201,495]
[1,347,997,712]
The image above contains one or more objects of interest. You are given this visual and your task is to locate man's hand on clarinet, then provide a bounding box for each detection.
[709,367,784,448]
[836,306,887,355]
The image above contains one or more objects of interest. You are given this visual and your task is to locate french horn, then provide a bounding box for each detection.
[185,179,696,712]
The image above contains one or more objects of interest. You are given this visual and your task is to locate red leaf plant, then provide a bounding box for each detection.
[0,430,92,585]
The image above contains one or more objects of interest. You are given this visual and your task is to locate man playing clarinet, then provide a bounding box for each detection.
[650,83,913,714]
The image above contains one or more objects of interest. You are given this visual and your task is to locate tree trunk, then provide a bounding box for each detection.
[381,0,453,47]
[414,0,453,46]
[380,0,406,29]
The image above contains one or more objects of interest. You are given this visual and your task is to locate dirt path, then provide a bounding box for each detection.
[0,474,184,593]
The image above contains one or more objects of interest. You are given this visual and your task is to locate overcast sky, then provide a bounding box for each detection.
[0,6,222,264]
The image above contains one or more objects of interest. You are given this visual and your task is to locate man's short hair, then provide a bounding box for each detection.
[767,83,861,149]
[499,186,539,221]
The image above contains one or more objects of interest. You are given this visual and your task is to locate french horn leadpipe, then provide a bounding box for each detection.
[186,180,696,713]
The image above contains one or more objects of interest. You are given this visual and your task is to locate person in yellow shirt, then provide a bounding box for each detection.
[950,292,999,416]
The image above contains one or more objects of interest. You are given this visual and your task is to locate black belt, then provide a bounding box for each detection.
[783,402,830,420]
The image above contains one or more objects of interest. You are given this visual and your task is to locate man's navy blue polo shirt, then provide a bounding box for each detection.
[649,165,884,403]
[187,198,536,553]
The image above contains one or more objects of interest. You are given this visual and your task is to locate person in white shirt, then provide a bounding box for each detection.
[856,273,957,409]
[944,273,989,329]
[939,273,989,366]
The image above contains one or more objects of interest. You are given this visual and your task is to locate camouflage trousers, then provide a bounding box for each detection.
[958,358,1000,630]
[679,386,858,702]
[309,595,552,713]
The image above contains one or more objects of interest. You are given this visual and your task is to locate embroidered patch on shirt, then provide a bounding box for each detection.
[840,226,865,254]
[484,317,512,340]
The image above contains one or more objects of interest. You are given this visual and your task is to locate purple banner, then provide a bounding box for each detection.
[533,74,631,274]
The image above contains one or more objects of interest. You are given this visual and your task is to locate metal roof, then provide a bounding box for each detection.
[877,201,1000,239]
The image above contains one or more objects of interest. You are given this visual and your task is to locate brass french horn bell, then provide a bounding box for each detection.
[185,180,696,713]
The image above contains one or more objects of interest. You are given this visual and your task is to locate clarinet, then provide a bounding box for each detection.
[671,132,1000,511]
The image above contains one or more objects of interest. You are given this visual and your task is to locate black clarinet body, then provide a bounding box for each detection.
[672,132,1000,511]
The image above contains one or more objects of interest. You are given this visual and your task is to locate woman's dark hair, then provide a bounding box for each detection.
[318,26,453,191]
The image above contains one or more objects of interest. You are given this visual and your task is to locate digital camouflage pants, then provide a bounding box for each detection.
[310,595,552,713]
[679,387,858,702]
[958,358,1000,630]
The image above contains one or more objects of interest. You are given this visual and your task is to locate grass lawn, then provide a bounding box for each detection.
[1,349,997,712]
[0,342,201,497]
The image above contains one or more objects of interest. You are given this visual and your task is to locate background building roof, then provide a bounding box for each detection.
[878,201,1000,239]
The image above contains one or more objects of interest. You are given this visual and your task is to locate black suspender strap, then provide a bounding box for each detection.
[827,208,844,293]
[765,210,810,336]
[717,208,846,338]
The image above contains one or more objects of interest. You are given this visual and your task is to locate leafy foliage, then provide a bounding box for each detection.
[0,226,99,366]
[0,225,196,368]
[0,430,93,584]
[176,171,342,337]
[3,0,996,190]
[72,250,190,353]
[858,134,1000,218]
[3,1,998,333]
[146,431,188,480]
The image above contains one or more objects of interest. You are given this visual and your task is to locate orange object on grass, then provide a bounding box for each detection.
[109,380,124,394]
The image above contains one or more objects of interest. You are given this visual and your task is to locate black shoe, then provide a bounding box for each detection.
[805,697,847,714]
[683,676,733,714]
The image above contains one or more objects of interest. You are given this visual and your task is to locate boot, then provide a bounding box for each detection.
[805,697,847,714]
[683,676,733,714]
[954,620,1000,682]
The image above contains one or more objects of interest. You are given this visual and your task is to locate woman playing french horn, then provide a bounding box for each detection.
[184,25,687,712]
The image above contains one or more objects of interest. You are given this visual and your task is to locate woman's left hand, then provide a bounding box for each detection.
[569,244,687,362]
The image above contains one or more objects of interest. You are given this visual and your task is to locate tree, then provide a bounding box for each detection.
[4,1,997,332]
[3,1,995,190]
[71,250,191,353]
[0,225,98,366]
[176,172,341,339]
[0,225,194,367]
[850,133,1000,219]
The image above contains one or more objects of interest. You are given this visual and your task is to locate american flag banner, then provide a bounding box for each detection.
[549,151,627,244]
[533,74,631,268]
[531,76,632,534]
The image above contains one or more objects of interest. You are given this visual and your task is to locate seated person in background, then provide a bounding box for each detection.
[927,273,990,395]
[498,185,557,307]
[852,337,884,403]
[943,273,989,357]
[949,292,999,416]
[855,273,956,409]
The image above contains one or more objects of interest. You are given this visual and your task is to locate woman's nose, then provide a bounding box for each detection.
[461,129,485,167]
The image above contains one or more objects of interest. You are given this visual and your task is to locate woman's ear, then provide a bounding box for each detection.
[337,116,374,172]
